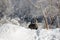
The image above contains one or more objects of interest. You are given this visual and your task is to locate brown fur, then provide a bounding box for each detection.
[28,23,38,29]
[28,17,38,30]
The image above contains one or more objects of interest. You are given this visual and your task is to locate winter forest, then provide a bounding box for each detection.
[0,0,60,40]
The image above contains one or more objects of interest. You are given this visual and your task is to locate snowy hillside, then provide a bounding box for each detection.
[0,0,60,40]
[0,23,60,40]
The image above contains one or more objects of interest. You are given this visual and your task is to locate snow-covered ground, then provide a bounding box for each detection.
[0,23,60,40]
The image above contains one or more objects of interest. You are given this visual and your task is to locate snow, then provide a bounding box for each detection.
[37,29,60,40]
[0,23,36,40]
[0,23,60,40]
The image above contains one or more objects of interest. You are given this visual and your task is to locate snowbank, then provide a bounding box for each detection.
[36,29,60,40]
[0,23,36,40]
[0,23,60,40]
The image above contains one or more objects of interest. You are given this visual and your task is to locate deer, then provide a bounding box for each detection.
[28,17,38,30]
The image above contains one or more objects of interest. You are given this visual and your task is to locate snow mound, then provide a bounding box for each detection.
[0,23,36,40]
[0,23,60,40]
[35,29,60,40]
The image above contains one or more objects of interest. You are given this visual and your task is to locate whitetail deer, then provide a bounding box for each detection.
[43,14,56,29]
[44,15,59,29]
[28,17,38,30]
